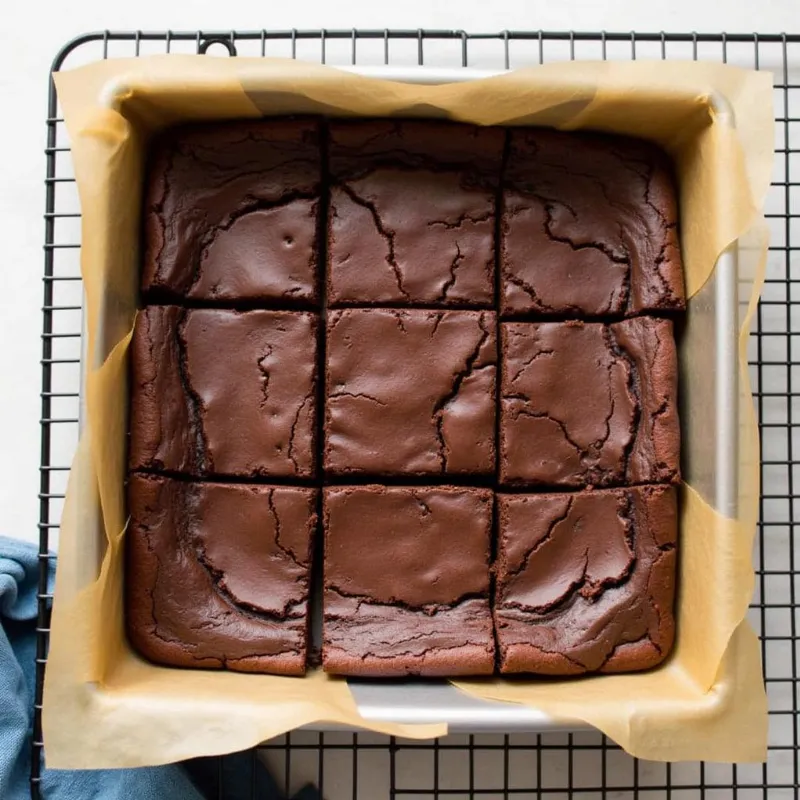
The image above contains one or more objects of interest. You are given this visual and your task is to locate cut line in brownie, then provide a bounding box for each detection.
[501,129,685,318]
[126,473,317,675]
[327,120,504,307]
[499,317,680,487]
[142,119,322,306]
[129,305,318,479]
[325,308,497,476]
[494,484,677,675]
[322,485,495,676]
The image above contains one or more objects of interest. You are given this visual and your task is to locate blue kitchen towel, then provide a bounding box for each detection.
[0,535,320,800]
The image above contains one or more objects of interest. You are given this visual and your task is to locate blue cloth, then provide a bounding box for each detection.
[0,536,320,800]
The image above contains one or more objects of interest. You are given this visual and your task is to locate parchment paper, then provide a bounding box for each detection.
[45,56,772,768]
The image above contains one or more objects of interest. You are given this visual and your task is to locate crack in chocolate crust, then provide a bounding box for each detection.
[329,122,502,188]
[287,392,315,476]
[608,154,681,310]
[176,310,211,473]
[192,537,305,621]
[335,182,410,300]
[410,489,432,517]
[325,584,490,617]
[500,497,574,588]
[504,402,585,459]
[508,347,555,384]
[503,270,560,313]
[141,525,299,667]
[328,391,387,406]
[603,325,641,482]
[432,314,493,471]
[188,191,318,298]
[427,210,494,230]
[430,311,445,338]
[613,318,680,484]
[256,346,273,410]
[541,202,629,265]
[438,242,464,302]
[267,488,309,572]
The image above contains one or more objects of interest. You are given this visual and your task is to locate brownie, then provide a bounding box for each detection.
[142,119,321,305]
[129,306,318,478]
[494,484,677,675]
[322,485,495,676]
[126,473,317,674]
[327,120,504,306]
[325,308,496,476]
[501,129,685,317]
[499,317,679,487]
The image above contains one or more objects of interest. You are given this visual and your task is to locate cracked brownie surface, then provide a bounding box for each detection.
[325,308,497,476]
[501,129,685,317]
[500,317,679,487]
[494,484,677,675]
[328,121,503,306]
[142,119,321,305]
[128,119,684,678]
[126,473,317,674]
[129,306,318,478]
[322,485,495,676]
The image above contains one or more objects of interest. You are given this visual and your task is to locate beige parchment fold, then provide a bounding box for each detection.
[45,56,771,768]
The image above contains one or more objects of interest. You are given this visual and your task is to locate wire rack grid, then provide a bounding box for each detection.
[34,28,799,800]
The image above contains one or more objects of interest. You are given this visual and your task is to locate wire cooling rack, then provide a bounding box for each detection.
[35,28,799,800]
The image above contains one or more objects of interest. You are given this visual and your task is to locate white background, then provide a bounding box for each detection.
[0,0,798,546]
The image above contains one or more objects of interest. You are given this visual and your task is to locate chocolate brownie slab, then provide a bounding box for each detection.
[126,473,317,674]
[142,119,321,305]
[325,308,496,476]
[328,120,504,306]
[499,317,680,487]
[323,485,495,676]
[129,306,318,478]
[502,129,685,317]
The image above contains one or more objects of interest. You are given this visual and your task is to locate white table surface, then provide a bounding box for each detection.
[0,0,797,546]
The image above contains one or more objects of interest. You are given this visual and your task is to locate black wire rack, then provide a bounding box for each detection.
[35,28,800,800]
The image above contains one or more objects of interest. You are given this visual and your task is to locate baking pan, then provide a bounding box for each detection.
[77,66,739,733]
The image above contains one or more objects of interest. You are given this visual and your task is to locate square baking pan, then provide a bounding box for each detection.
[73,65,739,734]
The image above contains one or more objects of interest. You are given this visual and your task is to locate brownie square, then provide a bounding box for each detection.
[495,484,677,675]
[501,129,685,317]
[325,308,496,476]
[499,317,679,487]
[130,306,318,478]
[126,473,317,674]
[327,120,504,306]
[323,485,495,676]
[142,119,321,305]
